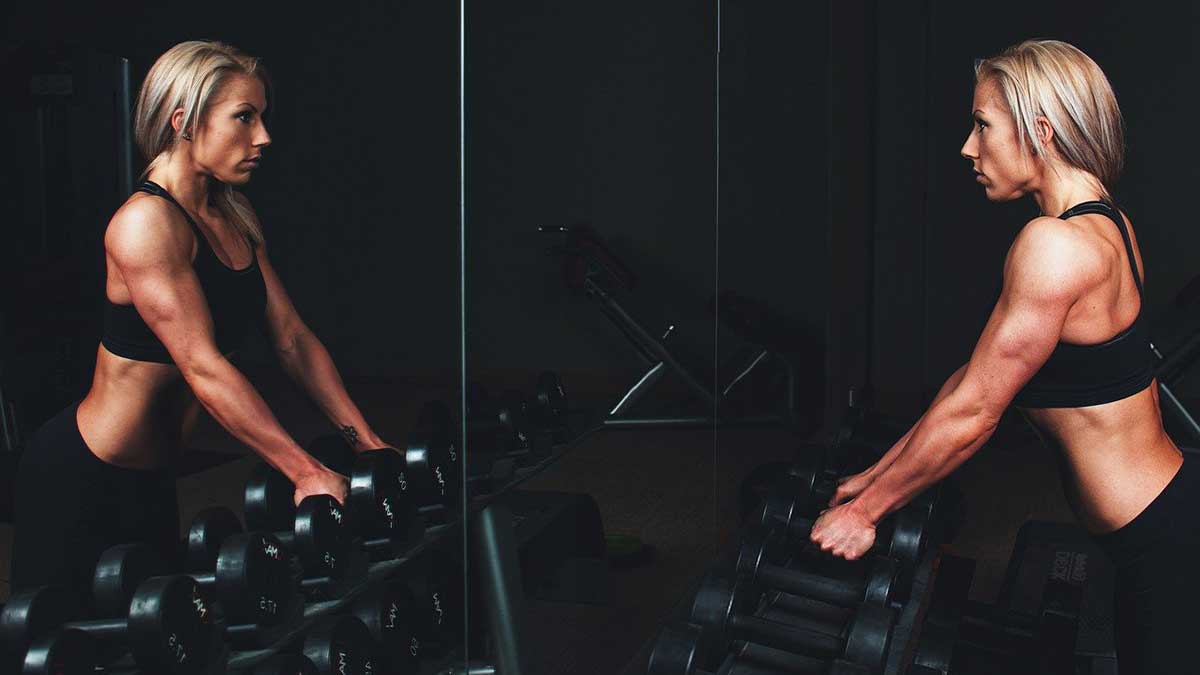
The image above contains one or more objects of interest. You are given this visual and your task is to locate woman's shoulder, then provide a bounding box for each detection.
[105,193,194,262]
[1007,215,1106,283]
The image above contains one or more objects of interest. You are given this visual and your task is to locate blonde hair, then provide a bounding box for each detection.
[975,39,1124,199]
[134,40,271,245]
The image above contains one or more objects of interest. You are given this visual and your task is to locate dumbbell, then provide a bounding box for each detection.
[647,621,873,675]
[302,614,378,675]
[736,529,904,609]
[689,573,893,673]
[95,534,293,636]
[757,462,929,570]
[527,370,569,443]
[15,628,97,675]
[311,400,460,517]
[0,579,215,675]
[349,579,422,674]
[243,474,352,587]
[306,437,427,560]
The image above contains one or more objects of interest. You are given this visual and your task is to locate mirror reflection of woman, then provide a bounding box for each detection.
[810,40,1194,673]
[11,41,384,599]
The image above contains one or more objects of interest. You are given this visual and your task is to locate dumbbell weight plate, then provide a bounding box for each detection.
[245,464,299,533]
[646,622,719,675]
[123,575,215,675]
[185,506,244,572]
[215,533,293,626]
[21,628,96,675]
[93,543,168,617]
[352,579,422,672]
[0,586,80,665]
[303,614,376,675]
[406,401,459,510]
[533,370,566,423]
[349,449,420,544]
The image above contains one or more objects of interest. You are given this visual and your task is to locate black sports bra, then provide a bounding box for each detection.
[1011,201,1155,408]
[101,181,267,364]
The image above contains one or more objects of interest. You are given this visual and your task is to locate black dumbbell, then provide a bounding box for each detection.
[758,465,929,570]
[1,579,216,675]
[239,653,320,674]
[306,438,428,560]
[647,621,873,675]
[405,400,462,516]
[17,627,97,675]
[244,467,353,585]
[736,529,904,609]
[96,534,293,634]
[349,579,422,674]
[302,614,377,675]
[528,370,569,443]
[690,573,893,673]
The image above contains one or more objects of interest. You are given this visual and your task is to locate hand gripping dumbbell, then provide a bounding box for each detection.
[306,438,426,560]
[647,621,873,675]
[243,473,354,592]
[0,579,215,675]
[756,461,930,570]
[689,573,893,673]
[310,400,460,519]
[736,528,904,610]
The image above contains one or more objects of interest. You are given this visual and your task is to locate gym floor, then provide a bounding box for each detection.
[0,369,1077,674]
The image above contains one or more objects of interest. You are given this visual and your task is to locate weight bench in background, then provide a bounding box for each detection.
[541,225,823,434]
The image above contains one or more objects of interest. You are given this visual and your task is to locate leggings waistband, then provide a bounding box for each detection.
[1092,455,1200,567]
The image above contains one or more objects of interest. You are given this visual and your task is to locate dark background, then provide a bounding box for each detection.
[2,1,1198,673]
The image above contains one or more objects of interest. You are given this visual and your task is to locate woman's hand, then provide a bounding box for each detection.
[292,465,350,506]
[809,502,876,560]
[829,470,875,508]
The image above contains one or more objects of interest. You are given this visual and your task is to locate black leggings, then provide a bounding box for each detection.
[1092,456,1200,675]
[9,400,179,607]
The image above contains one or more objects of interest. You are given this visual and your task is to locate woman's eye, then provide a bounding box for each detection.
[237,112,253,123]
[976,121,986,132]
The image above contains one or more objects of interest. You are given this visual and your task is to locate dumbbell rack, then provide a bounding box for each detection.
[222,421,598,675]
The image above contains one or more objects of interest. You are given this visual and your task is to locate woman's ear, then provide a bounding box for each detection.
[1033,115,1054,156]
[170,107,191,141]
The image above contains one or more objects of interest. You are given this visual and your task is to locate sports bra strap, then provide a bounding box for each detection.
[135,180,207,241]
[1060,200,1143,299]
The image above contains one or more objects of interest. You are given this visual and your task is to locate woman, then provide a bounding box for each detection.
[10,41,387,599]
[809,40,1194,673]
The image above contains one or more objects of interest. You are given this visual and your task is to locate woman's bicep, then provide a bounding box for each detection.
[106,210,223,372]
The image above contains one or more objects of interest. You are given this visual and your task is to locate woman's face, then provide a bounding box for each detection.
[188,73,271,186]
[960,78,1034,202]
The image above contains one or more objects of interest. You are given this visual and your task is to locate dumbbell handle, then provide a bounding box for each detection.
[727,613,844,659]
[756,563,863,608]
[61,618,128,641]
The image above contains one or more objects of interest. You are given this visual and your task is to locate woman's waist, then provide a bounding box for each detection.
[1061,437,1184,534]
[78,382,198,469]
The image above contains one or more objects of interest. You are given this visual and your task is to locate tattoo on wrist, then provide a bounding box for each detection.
[340,425,360,446]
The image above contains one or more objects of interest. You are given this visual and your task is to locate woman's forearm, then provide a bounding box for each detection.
[278,329,384,449]
[184,356,322,483]
[862,363,969,477]
[854,390,995,522]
